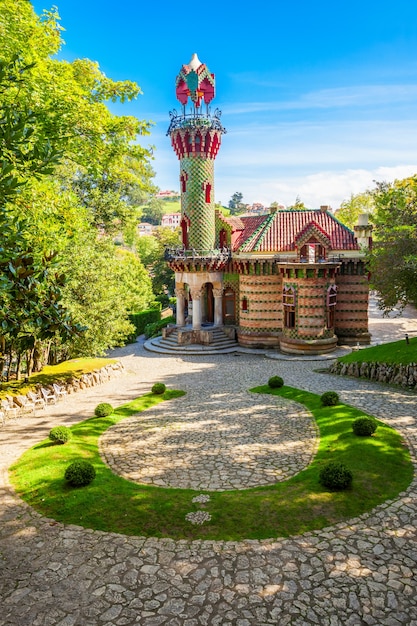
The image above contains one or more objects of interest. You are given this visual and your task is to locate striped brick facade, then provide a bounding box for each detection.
[334,262,370,345]
[237,275,282,347]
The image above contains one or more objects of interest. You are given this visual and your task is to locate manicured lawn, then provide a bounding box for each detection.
[9,386,413,540]
[337,336,417,365]
[0,358,117,399]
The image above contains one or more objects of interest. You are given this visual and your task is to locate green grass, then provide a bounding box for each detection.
[0,358,117,399]
[337,336,417,365]
[10,386,413,540]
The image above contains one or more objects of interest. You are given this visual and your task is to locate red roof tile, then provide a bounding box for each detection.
[234,210,359,253]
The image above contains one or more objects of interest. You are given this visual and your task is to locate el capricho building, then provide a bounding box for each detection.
[165,54,371,354]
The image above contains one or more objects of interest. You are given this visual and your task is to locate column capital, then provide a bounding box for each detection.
[190,287,202,301]
[212,288,223,298]
[175,287,187,299]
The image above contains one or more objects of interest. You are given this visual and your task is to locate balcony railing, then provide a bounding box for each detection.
[167,108,226,135]
[164,247,231,263]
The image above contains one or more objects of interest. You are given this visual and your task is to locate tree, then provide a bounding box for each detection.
[136,227,180,298]
[140,196,166,225]
[0,1,156,369]
[228,192,245,215]
[368,176,417,312]
[287,196,309,211]
[336,192,374,229]
[59,236,153,358]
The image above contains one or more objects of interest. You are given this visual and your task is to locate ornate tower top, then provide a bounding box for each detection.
[175,53,215,109]
[167,54,225,251]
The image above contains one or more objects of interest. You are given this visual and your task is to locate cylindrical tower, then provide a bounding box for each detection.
[167,53,225,251]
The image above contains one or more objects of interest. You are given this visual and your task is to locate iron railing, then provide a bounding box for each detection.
[167,108,226,135]
[164,247,231,263]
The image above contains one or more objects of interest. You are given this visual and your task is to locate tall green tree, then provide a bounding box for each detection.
[228,192,245,215]
[369,176,417,311]
[0,1,156,367]
[336,192,374,229]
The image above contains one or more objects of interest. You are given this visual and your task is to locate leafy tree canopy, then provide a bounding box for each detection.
[0,1,156,370]
[368,176,417,312]
[336,191,374,229]
[228,192,245,215]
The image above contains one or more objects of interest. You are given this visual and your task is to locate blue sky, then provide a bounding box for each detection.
[33,0,417,209]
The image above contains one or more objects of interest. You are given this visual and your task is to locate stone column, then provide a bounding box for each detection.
[213,287,223,326]
[190,287,202,330]
[175,287,186,327]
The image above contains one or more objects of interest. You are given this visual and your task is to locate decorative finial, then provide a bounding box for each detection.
[188,53,202,71]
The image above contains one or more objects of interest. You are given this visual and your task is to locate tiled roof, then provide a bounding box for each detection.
[234,210,359,252]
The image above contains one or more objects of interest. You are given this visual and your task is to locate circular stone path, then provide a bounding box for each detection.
[100,392,318,490]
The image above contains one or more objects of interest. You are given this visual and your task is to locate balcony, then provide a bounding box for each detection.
[167,108,226,135]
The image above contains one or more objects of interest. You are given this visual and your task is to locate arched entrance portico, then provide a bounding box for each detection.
[175,272,224,333]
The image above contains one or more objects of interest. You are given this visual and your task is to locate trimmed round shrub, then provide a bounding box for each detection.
[94,403,114,417]
[352,417,377,437]
[49,426,71,445]
[319,461,353,491]
[152,382,166,395]
[320,391,340,406]
[65,460,96,487]
[268,376,284,389]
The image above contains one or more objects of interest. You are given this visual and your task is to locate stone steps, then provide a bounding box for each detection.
[144,326,239,355]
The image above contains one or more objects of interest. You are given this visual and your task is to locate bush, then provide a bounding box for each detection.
[152,382,166,395]
[321,391,340,406]
[144,316,175,339]
[94,403,114,417]
[49,426,72,445]
[319,461,353,491]
[352,417,377,437]
[128,308,161,339]
[268,376,284,388]
[65,460,96,487]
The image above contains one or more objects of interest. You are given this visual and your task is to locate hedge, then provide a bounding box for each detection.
[129,308,161,339]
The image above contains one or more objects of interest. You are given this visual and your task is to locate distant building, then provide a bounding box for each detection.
[156,190,180,199]
[138,222,154,237]
[161,212,181,229]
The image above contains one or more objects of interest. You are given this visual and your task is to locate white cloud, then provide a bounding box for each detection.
[223,84,417,115]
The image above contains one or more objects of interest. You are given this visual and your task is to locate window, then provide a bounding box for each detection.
[242,296,248,311]
[204,182,212,203]
[283,286,296,328]
[181,171,188,193]
[326,285,337,328]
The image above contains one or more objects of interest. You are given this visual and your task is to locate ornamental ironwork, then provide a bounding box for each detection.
[167,108,226,135]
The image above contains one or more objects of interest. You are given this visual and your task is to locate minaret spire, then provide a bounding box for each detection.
[167,54,225,250]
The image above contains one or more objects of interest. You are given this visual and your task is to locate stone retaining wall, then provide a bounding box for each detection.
[329,360,417,389]
[56,361,125,394]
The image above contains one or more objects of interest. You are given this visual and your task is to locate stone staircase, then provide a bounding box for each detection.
[144,325,239,355]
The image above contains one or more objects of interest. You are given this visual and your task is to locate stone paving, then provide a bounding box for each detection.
[1,302,417,625]
[100,392,317,491]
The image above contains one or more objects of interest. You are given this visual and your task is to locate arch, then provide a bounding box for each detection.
[201,282,214,324]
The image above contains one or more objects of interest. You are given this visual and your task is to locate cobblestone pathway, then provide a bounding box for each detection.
[100,392,317,491]
[1,305,417,625]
